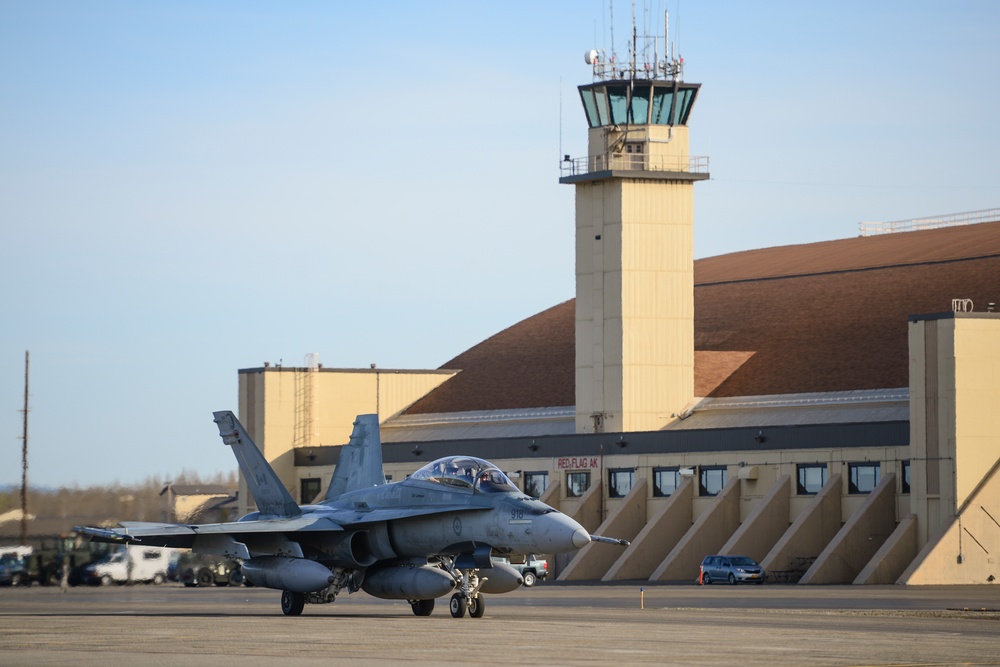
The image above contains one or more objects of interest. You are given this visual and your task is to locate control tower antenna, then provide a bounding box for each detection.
[665,8,670,62]
[630,1,637,79]
[609,0,615,63]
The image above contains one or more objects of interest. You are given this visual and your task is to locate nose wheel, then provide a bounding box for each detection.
[468,593,485,618]
[449,592,467,617]
[439,556,487,619]
[450,591,485,618]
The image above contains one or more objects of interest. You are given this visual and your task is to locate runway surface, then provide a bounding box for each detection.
[1,582,999,666]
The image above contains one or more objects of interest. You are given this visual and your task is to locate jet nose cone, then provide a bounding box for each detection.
[532,511,592,553]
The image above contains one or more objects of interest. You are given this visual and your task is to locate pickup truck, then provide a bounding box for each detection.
[494,554,548,587]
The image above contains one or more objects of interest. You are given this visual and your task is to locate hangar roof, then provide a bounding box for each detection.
[403,220,1000,415]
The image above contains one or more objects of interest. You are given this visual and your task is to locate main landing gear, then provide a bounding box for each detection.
[281,590,305,616]
[410,598,435,616]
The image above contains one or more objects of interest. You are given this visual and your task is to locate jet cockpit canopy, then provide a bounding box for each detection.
[410,456,519,493]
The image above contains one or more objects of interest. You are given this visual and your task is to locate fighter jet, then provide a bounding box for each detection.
[78,411,627,617]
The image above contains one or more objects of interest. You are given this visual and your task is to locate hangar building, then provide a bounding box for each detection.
[234,46,1000,586]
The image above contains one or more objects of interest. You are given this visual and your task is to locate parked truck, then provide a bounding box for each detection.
[26,534,111,586]
[82,545,171,585]
[174,552,244,587]
[493,554,549,586]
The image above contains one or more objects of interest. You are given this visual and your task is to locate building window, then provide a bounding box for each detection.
[796,464,828,495]
[653,467,680,497]
[300,477,321,504]
[699,466,727,497]
[608,469,635,498]
[566,472,591,498]
[524,471,549,498]
[848,463,881,494]
[901,461,910,495]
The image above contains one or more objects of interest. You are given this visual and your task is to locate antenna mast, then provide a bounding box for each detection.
[630,1,637,79]
[20,351,29,547]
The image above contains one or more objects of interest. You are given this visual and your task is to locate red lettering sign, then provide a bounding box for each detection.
[556,457,600,470]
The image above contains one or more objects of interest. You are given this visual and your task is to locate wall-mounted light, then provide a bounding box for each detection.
[528,440,538,452]
[754,430,767,444]
[412,445,422,457]
[616,436,628,449]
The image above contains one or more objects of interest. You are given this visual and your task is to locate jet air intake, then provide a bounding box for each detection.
[241,556,334,593]
[324,530,379,568]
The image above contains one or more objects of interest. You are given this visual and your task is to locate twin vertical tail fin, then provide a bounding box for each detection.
[325,414,386,501]
[212,410,301,518]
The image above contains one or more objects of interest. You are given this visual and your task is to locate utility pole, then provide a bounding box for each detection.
[20,351,29,546]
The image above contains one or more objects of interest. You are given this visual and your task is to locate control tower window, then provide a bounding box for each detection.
[581,89,599,128]
[651,88,670,124]
[651,87,696,125]
[607,85,629,125]
[628,87,650,124]
[672,88,695,124]
[580,82,698,128]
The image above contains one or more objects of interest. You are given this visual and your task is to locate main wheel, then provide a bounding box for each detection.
[728,573,737,585]
[702,572,711,585]
[522,571,536,587]
[411,599,435,616]
[449,592,467,618]
[468,594,485,618]
[281,590,305,616]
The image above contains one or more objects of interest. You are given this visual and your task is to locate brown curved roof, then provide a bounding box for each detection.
[406,221,1000,414]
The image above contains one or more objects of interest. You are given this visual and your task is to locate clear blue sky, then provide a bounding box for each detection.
[2,1,998,488]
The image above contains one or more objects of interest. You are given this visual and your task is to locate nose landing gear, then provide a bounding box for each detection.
[441,557,487,618]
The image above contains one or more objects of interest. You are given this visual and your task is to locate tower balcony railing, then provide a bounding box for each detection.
[560,153,709,177]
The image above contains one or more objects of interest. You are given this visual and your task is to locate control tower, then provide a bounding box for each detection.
[560,18,709,433]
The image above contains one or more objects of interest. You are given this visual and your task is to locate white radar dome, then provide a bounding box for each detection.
[585,49,599,65]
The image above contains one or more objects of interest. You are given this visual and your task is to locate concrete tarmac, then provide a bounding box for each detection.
[1,582,999,666]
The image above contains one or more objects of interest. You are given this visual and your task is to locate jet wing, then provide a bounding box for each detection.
[77,515,344,550]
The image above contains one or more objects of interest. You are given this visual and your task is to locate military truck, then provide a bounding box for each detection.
[175,552,244,587]
[27,534,111,586]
